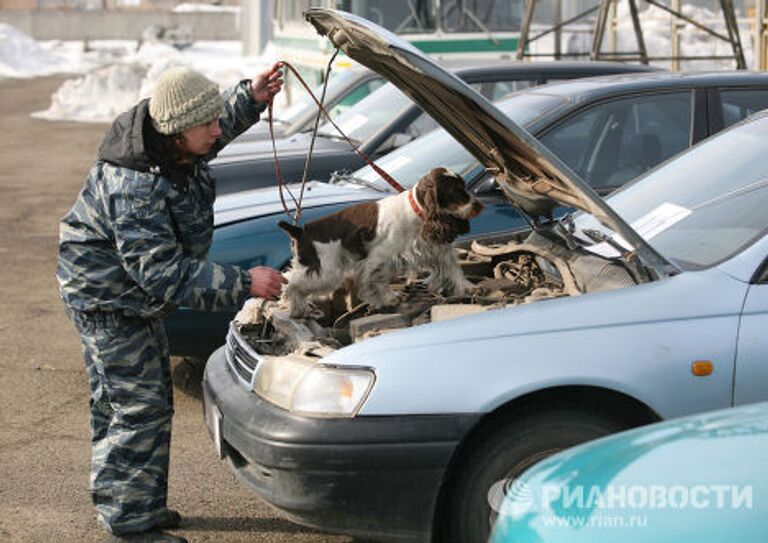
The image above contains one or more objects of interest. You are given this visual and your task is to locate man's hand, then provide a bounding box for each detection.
[250,62,284,104]
[248,266,287,300]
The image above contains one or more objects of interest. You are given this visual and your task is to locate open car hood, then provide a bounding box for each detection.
[305,8,671,279]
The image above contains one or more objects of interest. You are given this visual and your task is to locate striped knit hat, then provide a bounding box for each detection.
[149,66,224,135]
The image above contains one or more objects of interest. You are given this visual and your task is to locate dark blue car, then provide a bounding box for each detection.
[210,60,660,195]
[166,70,768,357]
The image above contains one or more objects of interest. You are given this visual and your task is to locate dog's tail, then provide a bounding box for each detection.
[278,220,303,240]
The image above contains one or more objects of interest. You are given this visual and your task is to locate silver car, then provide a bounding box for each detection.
[202,9,768,543]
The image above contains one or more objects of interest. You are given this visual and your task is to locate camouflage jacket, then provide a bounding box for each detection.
[57,80,264,319]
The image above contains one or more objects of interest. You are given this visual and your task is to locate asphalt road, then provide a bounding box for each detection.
[0,76,361,543]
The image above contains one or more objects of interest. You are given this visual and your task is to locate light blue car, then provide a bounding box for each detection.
[202,9,768,543]
[491,402,768,543]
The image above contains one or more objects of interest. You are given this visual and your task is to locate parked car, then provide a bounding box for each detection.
[166,67,768,357]
[491,402,768,543]
[201,9,768,543]
[233,65,385,143]
[209,60,660,195]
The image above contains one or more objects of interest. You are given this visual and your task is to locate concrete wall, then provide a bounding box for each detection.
[0,10,238,40]
[0,0,37,9]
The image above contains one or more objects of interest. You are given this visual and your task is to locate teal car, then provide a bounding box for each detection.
[491,402,768,543]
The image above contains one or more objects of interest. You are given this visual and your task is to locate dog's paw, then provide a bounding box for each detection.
[463,284,484,296]
[380,290,405,307]
[306,304,325,319]
[288,301,325,320]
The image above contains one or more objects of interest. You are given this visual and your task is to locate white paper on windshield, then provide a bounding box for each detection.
[584,202,691,257]
[339,114,368,135]
[360,155,413,181]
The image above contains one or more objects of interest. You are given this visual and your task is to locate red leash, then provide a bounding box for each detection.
[268,57,406,223]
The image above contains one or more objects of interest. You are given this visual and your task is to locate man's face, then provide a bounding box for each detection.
[178,118,222,157]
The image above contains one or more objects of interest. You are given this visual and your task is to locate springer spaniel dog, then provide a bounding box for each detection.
[278,167,484,318]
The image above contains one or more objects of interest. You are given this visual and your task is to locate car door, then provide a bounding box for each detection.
[538,90,697,193]
[708,86,768,133]
[733,258,768,406]
[468,91,699,236]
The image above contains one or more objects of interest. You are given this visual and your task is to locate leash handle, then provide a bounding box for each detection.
[268,58,406,210]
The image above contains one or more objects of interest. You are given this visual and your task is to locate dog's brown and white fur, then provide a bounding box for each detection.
[278,167,484,317]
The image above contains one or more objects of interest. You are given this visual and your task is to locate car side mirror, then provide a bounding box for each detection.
[473,176,501,196]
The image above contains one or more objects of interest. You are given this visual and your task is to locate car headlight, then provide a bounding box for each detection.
[253,354,375,418]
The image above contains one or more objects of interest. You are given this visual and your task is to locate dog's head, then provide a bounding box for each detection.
[415,167,483,244]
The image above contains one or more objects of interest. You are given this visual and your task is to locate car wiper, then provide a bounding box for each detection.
[579,228,680,281]
[303,128,362,145]
[329,171,390,193]
[552,213,582,251]
[581,228,631,256]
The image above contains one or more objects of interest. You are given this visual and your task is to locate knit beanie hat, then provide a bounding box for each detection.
[149,66,225,135]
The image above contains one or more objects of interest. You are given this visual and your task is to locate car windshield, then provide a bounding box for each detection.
[278,69,364,126]
[345,91,568,191]
[573,113,768,270]
[316,83,413,142]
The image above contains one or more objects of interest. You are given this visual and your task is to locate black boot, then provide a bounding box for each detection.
[106,529,188,543]
[154,509,182,530]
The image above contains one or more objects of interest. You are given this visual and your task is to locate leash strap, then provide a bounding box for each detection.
[268,97,299,220]
[267,55,406,222]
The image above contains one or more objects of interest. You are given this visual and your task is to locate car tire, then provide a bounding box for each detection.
[439,407,627,543]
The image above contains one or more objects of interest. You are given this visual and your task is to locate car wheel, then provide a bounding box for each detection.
[439,408,627,543]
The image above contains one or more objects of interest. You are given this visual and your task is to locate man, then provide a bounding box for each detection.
[57,64,286,542]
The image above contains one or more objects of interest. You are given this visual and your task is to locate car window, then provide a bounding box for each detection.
[403,111,437,140]
[354,128,476,190]
[573,113,768,270]
[317,84,413,143]
[353,92,571,192]
[327,78,386,119]
[402,79,554,142]
[473,80,535,101]
[720,89,768,128]
[280,70,371,126]
[540,92,693,190]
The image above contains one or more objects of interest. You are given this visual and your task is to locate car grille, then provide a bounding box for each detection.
[225,323,262,387]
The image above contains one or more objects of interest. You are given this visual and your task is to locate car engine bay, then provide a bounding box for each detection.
[232,228,639,360]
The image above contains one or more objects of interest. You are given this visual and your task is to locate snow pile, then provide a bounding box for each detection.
[0,23,67,79]
[34,63,146,123]
[33,40,280,123]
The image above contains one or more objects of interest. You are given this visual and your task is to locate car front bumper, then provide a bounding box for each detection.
[203,346,479,542]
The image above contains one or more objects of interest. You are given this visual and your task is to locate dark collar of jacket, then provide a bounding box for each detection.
[97,99,196,192]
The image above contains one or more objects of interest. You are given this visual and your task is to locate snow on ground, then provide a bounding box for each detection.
[0,23,68,79]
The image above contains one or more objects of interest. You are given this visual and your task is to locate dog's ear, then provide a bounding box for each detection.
[417,169,444,219]
[278,220,303,240]
[420,215,469,244]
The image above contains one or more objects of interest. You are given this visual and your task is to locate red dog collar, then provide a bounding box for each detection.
[408,189,426,221]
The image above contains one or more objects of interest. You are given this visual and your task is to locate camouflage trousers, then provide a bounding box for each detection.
[68,310,174,535]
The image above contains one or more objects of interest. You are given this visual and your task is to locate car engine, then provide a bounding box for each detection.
[233,229,638,359]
